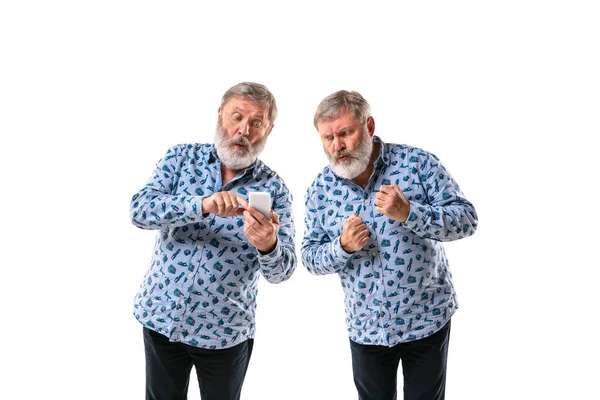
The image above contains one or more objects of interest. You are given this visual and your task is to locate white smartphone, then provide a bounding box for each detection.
[248,192,272,220]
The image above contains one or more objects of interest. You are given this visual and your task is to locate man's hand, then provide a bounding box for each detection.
[340,214,370,253]
[243,208,279,253]
[202,191,248,217]
[375,184,410,222]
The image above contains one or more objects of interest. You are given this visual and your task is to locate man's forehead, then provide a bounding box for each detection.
[318,110,360,132]
[224,97,267,116]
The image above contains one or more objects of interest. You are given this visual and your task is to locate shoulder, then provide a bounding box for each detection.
[305,166,334,197]
[255,160,292,195]
[385,142,441,165]
[158,143,212,165]
[170,143,211,157]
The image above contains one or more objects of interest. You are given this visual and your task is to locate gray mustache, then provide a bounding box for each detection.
[230,137,250,147]
[334,149,353,160]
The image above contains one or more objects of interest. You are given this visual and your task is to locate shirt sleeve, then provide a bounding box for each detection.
[301,186,354,275]
[130,146,204,230]
[401,152,478,241]
[256,183,297,284]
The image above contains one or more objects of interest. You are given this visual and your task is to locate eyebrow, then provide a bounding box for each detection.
[322,125,355,136]
[231,106,264,120]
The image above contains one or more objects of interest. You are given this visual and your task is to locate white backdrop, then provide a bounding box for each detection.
[1,1,599,399]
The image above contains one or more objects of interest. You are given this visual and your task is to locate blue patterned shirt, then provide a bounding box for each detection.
[130,143,296,349]
[301,137,477,346]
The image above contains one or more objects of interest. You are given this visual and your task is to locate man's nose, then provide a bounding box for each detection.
[237,121,250,137]
[333,136,345,152]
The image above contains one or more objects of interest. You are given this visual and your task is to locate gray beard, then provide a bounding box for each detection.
[327,132,374,180]
[214,122,267,170]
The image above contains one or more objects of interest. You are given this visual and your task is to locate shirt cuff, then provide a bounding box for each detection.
[257,238,281,262]
[402,201,421,231]
[182,196,206,223]
[197,197,210,217]
[332,236,354,262]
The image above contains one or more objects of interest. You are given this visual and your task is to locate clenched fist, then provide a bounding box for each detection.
[201,191,248,217]
[340,214,370,253]
[375,184,410,222]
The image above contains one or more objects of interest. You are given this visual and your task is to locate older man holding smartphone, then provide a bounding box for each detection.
[130,82,296,400]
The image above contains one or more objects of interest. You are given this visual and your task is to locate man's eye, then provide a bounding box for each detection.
[232,114,242,121]
[324,136,333,142]
[252,121,262,128]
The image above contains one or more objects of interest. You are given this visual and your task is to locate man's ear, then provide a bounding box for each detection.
[367,117,375,137]
[266,123,275,137]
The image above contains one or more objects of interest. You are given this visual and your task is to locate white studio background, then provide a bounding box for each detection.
[1,1,598,399]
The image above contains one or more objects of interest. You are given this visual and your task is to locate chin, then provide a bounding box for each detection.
[331,165,358,180]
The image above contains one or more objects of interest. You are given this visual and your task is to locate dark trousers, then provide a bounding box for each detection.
[143,327,254,400]
[350,320,451,400]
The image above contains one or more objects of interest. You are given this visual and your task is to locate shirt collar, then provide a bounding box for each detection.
[208,144,219,164]
[373,136,390,167]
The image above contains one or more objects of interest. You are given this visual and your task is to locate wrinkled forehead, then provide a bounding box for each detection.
[223,96,269,118]
[317,109,362,132]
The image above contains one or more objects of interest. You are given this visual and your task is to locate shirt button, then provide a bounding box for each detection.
[377,280,381,285]
[194,218,199,222]
[204,218,211,224]
[188,273,193,278]
[364,199,369,205]
[372,251,378,257]
[197,245,202,250]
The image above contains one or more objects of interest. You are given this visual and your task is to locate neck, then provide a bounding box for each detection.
[352,141,380,189]
[220,164,240,186]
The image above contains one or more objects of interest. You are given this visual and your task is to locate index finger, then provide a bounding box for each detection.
[346,214,363,226]
[391,184,404,195]
[378,185,393,194]
[234,194,249,209]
